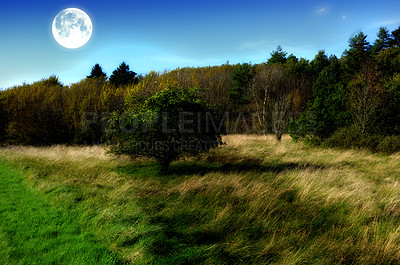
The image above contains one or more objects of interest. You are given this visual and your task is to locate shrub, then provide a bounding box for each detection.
[322,127,362,149]
[376,135,400,154]
[323,127,400,154]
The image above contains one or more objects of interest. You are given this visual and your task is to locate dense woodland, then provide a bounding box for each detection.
[1,26,400,152]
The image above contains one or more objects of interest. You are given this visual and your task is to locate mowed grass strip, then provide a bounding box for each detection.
[0,161,122,265]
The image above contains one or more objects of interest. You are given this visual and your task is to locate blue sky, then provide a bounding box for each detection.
[1,0,400,88]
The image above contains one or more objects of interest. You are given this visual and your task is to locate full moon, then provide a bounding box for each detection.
[52,8,92,49]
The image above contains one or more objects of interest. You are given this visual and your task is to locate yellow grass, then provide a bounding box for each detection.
[1,134,400,264]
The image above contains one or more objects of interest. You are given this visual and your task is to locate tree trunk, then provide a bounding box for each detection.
[159,158,171,175]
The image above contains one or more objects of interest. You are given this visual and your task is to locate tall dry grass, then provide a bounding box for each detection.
[1,134,400,264]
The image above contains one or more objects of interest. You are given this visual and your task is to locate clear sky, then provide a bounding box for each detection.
[1,0,400,89]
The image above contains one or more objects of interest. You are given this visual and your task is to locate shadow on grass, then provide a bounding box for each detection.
[168,161,304,175]
[116,155,327,178]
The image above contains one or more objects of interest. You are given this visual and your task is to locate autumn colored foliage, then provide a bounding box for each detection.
[1,26,400,152]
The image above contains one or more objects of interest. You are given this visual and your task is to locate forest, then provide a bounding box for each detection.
[1,26,400,153]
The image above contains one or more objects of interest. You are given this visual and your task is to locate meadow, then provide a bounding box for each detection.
[1,135,400,264]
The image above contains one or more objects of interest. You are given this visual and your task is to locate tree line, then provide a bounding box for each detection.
[1,25,400,152]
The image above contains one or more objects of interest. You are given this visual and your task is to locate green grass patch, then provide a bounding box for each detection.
[0,161,122,265]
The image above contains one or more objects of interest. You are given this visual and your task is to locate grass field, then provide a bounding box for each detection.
[1,135,400,264]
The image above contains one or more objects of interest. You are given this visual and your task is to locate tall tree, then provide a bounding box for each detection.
[109,62,138,88]
[250,64,298,140]
[376,46,400,79]
[392,26,400,47]
[87,64,107,79]
[291,57,350,140]
[349,60,384,134]
[371,27,393,55]
[343,32,372,73]
[309,50,331,75]
[268,45,288,64]
[230,63,253,107]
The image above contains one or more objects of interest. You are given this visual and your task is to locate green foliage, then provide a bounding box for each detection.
[376,135,400,153]
[230,63,253,106]
[309,50,331,75]
[106,87,223,173]
[109,62,138,88]
[392,26,400,47]
[323,126,400,154]
[291,58,350,140]
[323,126,367,149]
[268,45,288,64]
[343,32,372,73]
[288,111,318,143]
[376,47,400,79]
[380,73,400,134]
[87,63,107,79]
[371,27,392,54]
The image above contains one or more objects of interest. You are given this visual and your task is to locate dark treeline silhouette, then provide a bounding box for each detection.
[1,26,400,152]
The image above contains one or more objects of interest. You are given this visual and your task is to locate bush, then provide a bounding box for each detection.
[376,135,400,153]
[323,127,400,154]
[322,127,362,149]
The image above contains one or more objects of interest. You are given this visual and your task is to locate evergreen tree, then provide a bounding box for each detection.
[109,62,138,88]
[309,50,331,75]
[343,32,372,73]
[371,27,393,55]
[392,26,400,47]
[290,57,350,140]
[87,64,107,79]
[268,45,288,64]
[230,63,253,106]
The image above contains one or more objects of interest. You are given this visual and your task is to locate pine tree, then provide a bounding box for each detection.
[343,32,372,73]
[268,45,288,64]
[109,62,138,88]
[87,64,107,79]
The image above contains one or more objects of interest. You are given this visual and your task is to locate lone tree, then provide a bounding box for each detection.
[105,87,223,173]
[109,62,138,87]
[87,64,107,79]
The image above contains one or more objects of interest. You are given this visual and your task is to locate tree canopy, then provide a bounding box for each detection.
[105,87,223,173]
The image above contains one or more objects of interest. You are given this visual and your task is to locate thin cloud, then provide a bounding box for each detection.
[371,18,400,28]
[342,15,347,20]
[317,8,326,13]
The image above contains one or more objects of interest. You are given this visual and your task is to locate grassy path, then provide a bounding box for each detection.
[0,161,122,265]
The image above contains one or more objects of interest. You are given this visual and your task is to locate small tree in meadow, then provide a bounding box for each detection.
[105,87,223,173]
